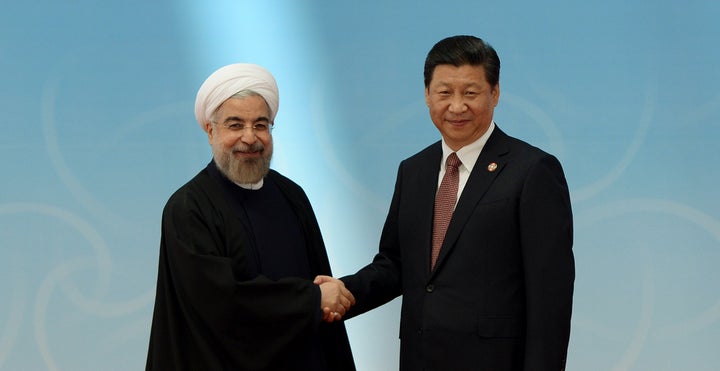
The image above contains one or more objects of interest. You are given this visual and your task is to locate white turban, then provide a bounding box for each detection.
[194,63,279,130]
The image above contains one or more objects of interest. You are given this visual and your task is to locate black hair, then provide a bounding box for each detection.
[423,35,500,88]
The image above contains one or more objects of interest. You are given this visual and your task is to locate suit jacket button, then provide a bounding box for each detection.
[425,284,434,293]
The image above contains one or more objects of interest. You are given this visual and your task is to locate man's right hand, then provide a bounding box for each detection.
[315,275,355,323]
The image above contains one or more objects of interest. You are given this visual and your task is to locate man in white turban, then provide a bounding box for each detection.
[195,63,279,188]
[146,63,356,370]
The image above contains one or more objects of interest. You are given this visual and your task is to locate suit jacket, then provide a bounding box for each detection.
[147,161,355,370]
[342,126,574,371]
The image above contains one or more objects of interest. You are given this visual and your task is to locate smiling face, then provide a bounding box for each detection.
[204,95,273,184]
[425,64,500,151]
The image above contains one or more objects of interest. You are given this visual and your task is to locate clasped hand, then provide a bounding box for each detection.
[314,275,355,323]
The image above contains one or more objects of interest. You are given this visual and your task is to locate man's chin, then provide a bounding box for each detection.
[229,163,269,184]
[214,153,271,185]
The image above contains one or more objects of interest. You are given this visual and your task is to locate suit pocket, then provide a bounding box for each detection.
[476,316,524,338]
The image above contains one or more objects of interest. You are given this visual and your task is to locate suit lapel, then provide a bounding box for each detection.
[432,128,511,274]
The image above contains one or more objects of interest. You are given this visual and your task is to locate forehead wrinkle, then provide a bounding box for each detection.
[216,96,272,124]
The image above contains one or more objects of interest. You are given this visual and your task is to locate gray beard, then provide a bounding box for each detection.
[214,143,272,184]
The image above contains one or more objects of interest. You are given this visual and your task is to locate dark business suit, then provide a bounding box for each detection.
[342,126,574,370]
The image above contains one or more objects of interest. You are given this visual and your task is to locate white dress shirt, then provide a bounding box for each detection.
[437,121,496,206]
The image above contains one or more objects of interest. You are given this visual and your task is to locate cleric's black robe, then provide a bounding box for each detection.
[146,161,355,370]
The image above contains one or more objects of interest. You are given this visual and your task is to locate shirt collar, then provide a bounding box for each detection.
[441,121,495,173]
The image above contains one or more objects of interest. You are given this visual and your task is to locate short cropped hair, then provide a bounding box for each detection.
[423,35,500,88]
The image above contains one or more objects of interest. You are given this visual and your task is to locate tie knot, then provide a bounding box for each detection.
[446,152,461,170]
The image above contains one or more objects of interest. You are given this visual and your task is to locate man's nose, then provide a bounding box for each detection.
[448,95,467,113]
[239,129,257,144]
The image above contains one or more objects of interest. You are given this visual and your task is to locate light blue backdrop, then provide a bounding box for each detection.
[2,1,719,370]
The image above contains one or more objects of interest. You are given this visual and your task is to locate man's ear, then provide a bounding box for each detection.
[492,84,500,106]
[204,121,214,143]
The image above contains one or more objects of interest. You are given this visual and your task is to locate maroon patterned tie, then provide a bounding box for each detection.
[431,152,461,269]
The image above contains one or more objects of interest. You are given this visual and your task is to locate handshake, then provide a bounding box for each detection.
[314,275,355,323]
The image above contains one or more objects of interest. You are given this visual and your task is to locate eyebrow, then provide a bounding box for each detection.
[223,115,270,124]
[433,81,485,89]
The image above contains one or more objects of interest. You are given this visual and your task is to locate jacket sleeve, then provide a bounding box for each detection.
[519,154,575,370]
[341,162,405,318]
